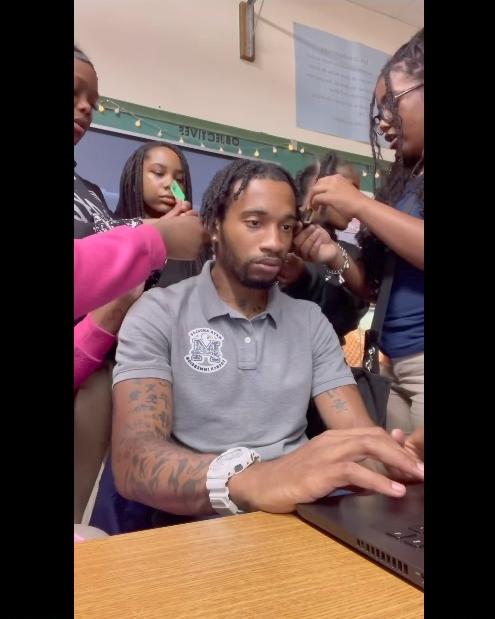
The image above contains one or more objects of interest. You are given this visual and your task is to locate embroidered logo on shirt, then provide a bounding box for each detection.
[184,328,227,373]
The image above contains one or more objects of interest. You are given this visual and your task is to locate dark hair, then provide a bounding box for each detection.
[358,28,424,293]
[114,141,193,219]
[74,44,94,69]
[294,151,341,200]
[294,151,347,241]
[200,159,300,231]
[294,160,318,205]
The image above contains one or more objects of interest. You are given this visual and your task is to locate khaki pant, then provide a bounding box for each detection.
[74,362,113,523]
[381,352,424,433]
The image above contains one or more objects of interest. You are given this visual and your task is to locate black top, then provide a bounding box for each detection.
[74,170,115,239]
[284,241,369,343]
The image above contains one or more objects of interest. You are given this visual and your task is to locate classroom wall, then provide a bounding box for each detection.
[74,0,418,159]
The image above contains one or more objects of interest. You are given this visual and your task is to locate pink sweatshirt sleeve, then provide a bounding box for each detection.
[74,314,116,391]
[74,225,166,320]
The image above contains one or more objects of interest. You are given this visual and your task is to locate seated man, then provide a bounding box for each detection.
[110,160,423,521]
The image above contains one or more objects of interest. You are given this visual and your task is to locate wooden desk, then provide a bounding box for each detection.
[75,511,423,619]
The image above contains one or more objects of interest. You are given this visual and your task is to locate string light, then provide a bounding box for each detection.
[95,97,266,159]
[101,97,178,143]
[94,99,380,170]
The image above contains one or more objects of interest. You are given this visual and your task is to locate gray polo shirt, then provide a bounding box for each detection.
[114,261,355,460]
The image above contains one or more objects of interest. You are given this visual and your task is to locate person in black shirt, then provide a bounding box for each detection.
[280,153,369,344]
[277,153,369,440]
[74,45,141,238]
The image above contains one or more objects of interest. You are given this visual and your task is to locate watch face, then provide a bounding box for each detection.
[216,447,259,471]
[222,448,244,463]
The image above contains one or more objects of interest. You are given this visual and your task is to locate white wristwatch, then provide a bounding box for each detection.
[206,447,261,515]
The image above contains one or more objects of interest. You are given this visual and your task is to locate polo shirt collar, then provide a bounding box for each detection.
[197,260,282,325]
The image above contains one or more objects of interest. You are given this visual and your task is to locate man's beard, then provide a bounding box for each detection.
[217,231,281,289]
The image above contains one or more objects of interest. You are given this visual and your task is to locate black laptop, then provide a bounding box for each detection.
[297,483,424,589]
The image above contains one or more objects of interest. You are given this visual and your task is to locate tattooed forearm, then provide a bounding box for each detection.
[122,378,173,435]
[322,388,349,414]
[112,378,216,515]
[115,435,214,514]
[315,384,376,430]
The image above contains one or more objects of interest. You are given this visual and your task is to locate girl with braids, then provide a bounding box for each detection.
[293,29,424,434]
[115,141,192,220]
[114,141,205,288]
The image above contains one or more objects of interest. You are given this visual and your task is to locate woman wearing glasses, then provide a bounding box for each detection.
[293,29,424,434]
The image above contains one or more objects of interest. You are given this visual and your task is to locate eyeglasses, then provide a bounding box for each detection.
[372,83,424,135]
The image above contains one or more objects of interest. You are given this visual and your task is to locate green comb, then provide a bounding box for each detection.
[171,180,186,201]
